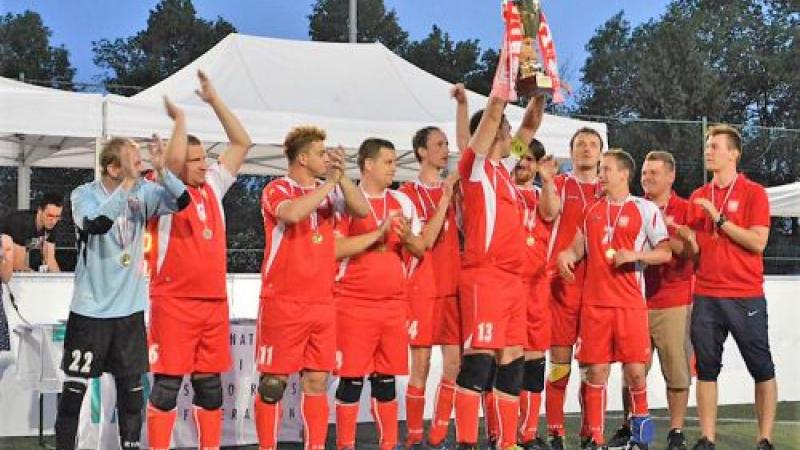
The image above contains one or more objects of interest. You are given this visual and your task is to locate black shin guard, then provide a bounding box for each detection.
[55,378,88,450]
[115,375,144,449]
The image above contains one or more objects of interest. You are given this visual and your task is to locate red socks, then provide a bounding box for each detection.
[335,401,359,450]
[428,378,456,445]
[545,374,569,436]
[405,384,426,445]
[483,389,499,443]
[301,392,329,450]
[454,388,481,445]
[584,382,607,444]
[146,404,176,450]
[371,398,399,450]
[518,390,542,442]
[254,397,280,450]
[495,394,520,449]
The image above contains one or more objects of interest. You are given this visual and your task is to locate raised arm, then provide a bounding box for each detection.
[142,137,189,218]
[195,70,253,175]
[451,83,470,153]
[163,96,188,176]
[468,96,507,156]
[514,94,546,146]
[330,147,369,218]
[420,173,458,248]
[537,155,559,222]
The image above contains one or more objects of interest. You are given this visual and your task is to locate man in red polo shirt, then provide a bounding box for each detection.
[558,149,671,450]
[333,138,426,450]
[606,150,694,450]
[678,125,776,450]
[399,125,462,450]
[254,126,369,450]
[540,127,603,449]
[145,71,252,450]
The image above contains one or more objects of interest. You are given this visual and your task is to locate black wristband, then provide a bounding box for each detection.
[715,214,727,228]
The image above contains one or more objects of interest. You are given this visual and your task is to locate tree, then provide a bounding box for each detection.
[0,11,75,88]
[92,0,235,94]
[402,25,481,85]
[308,0,409,52]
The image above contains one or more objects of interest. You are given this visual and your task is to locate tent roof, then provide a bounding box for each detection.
[0,77,102,168]
[767,181,800,217]
[107,33,607,179]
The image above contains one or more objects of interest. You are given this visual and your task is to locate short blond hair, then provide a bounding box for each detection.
[284,125,326,163]
[645,150,676,171]
[99,137,135,176]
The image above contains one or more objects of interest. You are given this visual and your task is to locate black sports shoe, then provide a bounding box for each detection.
[666,428,688,450]
[691,437,716,450]
[627,443,649,450]
[520,436,551,450]
[606,425,632,449]
[756,438,775,450]
[549,435,566,450]
[407,443,426,450]
[456,444,478,450]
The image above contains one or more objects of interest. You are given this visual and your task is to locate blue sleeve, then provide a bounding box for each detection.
[71,183,129,234]
[141,170,188,219]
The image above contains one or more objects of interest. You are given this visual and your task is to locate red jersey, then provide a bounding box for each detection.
[582,196,669,309]
[147,163,234,299]
[399,179,460,299]
[687,174,770,298]
[644,193,694,309]
[546,173,601,264]
[517,186,553,279]
[334,189,421,302]
[458,148,524,274]
[259,177,345,303]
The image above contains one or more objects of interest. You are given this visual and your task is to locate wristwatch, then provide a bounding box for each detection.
[715,214,727,228]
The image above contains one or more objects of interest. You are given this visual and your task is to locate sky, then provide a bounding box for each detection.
[0,0,672,92]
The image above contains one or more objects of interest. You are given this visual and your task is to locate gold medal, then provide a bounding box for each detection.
[604,248,617,262]
[526,235,535,247]
[120,252,132,267]
[378,244,387,253]
[202,228,213,240]
[312,233,324,244]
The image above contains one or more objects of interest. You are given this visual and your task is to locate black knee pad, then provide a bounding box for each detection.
[258,374,287,404]
[495,357,524,396]
[115,375,144,448]
[483,358,498,391]
[369,374,396,402]
[456,353,495,393]
[192,375,223,410]
[59,379,88,418]
[149,374,183,411]
[335,377,364,404]
[522,357,546,393]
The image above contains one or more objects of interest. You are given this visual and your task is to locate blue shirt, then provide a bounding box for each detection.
[70,171,186,318]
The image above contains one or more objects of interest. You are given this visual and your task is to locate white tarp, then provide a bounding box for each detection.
[106,33,607,180]
[767,181,800,217]
[0,77,102,168]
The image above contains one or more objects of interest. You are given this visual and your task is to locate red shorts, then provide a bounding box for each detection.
[459,267,526,350]
[148,296,231,375]
[336,298,408,377]
[408,295,462,347]
[433,295,461,346]
[549,270,583,346]
[256,299,336,374]
[576,305,651,364]
[525,274,551,352]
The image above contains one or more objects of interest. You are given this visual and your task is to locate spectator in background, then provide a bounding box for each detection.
[0,192,63,272]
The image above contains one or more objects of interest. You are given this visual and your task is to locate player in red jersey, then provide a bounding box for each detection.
[557,149,671,449]
[677,125,776,450]
[450,78,548,449]
[513,139,557,449]
[254,126,369,450]
[333,138,426,450]
[145,71,253,450]
[398,125,462,450]
[540,127,604,449]
[606,151,694,450]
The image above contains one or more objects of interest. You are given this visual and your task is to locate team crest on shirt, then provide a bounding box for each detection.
[728,200,739,213]
[619,215,630,227]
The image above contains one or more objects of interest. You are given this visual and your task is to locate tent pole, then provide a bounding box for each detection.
[17,142,31,210]
[348,0,357,43]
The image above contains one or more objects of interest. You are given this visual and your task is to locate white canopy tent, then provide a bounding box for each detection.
[0,76,103,208]
[767,182,800,217]
[106,33,607,179]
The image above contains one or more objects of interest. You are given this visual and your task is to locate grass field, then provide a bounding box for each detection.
[2,402,797,450]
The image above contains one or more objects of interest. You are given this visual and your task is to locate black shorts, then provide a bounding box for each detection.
[690,296,775,383]
[60,311,148,378]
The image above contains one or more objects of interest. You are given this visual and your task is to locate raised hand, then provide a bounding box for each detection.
[163,96,184,121]
[538,154,557,183]
[148,133,166,173]
[450,83,467,104]
[194,70,219,104]
[325,146,345,184]
[442,172,460,200]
